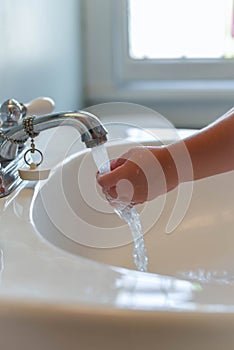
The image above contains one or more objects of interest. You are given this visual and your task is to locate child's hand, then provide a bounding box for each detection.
[96,146,178,205]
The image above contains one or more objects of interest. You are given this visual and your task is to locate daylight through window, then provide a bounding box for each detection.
[128,0,234,60]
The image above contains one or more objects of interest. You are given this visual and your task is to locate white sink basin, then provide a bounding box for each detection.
[32,141,234,280]
[2,135,234,350]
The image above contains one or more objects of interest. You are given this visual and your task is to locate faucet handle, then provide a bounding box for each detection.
[0,97,55,129]
[0,99,23,128]
[25,97,55,116]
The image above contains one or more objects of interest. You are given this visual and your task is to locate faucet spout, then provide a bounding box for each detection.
[33,110,108,148]
[0,110,108,160]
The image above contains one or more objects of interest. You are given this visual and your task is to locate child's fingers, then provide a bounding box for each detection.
[110,157,126,171]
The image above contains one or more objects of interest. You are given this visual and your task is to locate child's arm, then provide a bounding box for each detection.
[97,109,234,204]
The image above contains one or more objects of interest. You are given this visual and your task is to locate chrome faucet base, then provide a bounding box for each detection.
[0,148,26,198]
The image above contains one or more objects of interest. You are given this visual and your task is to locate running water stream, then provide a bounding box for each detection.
[92,144,148,272]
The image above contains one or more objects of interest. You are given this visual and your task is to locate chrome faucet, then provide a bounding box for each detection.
[0,98,108,198]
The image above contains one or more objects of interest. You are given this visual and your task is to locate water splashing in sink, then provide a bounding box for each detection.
[92,144,148,272]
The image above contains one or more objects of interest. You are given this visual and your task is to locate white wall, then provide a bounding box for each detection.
[0,0,83,111]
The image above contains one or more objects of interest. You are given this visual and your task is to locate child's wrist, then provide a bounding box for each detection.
[151,146,179,192]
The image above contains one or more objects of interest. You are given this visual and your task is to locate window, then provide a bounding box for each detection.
[129,0,234,60]
[84,0,234,127]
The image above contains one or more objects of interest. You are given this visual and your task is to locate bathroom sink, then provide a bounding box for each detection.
[32,141,234,280]
[2,136,234,349]
[2,95,234,349]
[32,137,234,286]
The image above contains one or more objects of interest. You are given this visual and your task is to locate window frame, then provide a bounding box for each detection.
[116,0,234,81]
[83,0,234,127]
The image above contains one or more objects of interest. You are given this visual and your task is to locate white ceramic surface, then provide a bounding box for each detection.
[1,128,234,350]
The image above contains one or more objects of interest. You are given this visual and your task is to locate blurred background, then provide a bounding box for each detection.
[0,0,234,128]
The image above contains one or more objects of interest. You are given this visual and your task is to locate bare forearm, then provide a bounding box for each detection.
[97,109,234,204]
[164,110,234,186]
